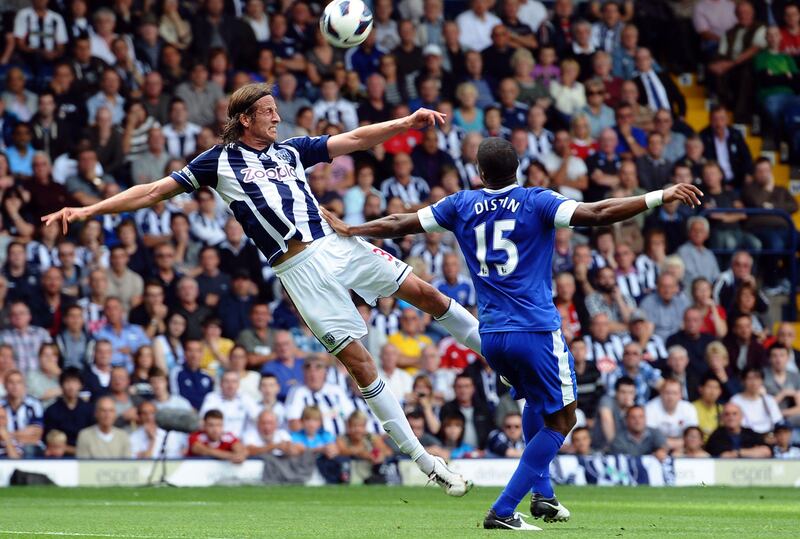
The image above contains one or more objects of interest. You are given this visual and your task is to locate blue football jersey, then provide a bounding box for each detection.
[418,185,578,333]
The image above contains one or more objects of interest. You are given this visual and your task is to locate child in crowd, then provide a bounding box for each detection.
[439,414,479,459]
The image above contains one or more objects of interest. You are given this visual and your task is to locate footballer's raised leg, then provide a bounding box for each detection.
[394,272,482,355]
[336,339,472,497]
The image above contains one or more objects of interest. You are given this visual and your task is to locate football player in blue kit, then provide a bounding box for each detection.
[322,137,702,531]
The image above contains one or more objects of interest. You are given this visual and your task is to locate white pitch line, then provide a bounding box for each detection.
[0,530,233,539]
[0,531,164,538]
[1,501,220,507]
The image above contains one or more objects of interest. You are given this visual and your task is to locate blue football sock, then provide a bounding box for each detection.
[522,403,544,443]
[491,428,566,517]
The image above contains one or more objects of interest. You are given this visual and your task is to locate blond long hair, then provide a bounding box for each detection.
[221,83,273,144]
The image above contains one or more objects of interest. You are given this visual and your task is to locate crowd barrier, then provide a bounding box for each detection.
[1,456,798,488]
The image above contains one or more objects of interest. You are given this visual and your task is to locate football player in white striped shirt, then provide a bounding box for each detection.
[43,83,475,496]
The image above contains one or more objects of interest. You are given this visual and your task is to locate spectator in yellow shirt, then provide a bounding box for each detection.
[692,374,723,440]
[387,308,433,372]
[200,317,234,379]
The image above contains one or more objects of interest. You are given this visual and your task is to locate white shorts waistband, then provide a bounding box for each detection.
[272,235,331,276]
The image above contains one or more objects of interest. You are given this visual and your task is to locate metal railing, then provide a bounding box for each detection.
[700,207,798,320]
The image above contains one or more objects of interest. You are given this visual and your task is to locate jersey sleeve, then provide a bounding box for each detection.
[530,188,580,229]
[417,194,458,233]
[281,135,332,168]
[169,147,220,193]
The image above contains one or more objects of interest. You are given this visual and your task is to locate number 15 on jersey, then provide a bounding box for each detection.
[474,219,518,278]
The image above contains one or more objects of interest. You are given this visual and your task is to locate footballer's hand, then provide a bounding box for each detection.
[664,184,703,208]
[41,207,92,234]
[407,108,446,130]
[320,206,353,237]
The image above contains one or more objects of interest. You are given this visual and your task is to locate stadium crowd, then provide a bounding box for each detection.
[1,0,800,479]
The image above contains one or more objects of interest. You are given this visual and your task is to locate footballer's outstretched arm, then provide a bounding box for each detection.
[569,184,703,227]
[41,177,185,234]
[320,207,424,238]
[327,108,446,157]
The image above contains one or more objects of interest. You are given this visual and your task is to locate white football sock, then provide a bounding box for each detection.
[360,377,436,475]
[435,300,482,354]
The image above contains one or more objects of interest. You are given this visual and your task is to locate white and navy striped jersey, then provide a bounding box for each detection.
[26,241,58,273]
[169,137,334,265]
[284,383,355,437]
[162,122,202,159]
[369,307,401,336]
[455,159,480,189]
[409,242,452,279]
[13,8,68,52]
[635,254,660,294]
[1,396,44,432]
[380,175,431,207]
[135,207,174,238]
[583,333,626,366]
[616,269,644,304]
[590,250,609,271]
[527,129,554,160]
[623,334,669,365]
[437,127,465,161]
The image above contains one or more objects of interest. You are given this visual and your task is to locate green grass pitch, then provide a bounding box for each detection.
[0,485,797,538]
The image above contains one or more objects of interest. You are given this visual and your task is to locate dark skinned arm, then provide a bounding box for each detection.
[321,207,424,239]
[322,184,703,237]
[569,184,702,227]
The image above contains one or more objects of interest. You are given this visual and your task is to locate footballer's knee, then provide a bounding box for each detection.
[545,401,578,437]
[336,340,378,387]
[395,273,450,317]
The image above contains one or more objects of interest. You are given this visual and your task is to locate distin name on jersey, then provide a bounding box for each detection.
[240,165,298,182]
[474,197,521,215]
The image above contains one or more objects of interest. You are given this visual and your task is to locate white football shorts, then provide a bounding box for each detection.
[273,234,412,355]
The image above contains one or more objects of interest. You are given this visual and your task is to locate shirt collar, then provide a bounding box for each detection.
[482,184,518,194]
[235,140,271,154]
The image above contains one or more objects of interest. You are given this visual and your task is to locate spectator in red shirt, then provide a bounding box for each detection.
[382,104,423,155]
[781,4,800,57]
[187,409,247,463]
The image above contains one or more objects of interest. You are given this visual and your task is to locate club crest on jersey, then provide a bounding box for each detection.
[240,165,298,182]
[322,332,337,346]
[274,148,296,167]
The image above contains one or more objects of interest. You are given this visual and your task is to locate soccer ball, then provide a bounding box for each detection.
[320,0,373,48]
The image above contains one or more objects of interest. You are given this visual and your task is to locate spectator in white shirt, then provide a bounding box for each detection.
[188,188,226,246]
[379,343,414,402]
[89,8,134,66]
[129,400,187,459]
[515,0,547,32]
[730,368,784,435]
[541,129,588,201]
[256,374,287,428]
[549,58,586,118]
[243,0,270,44]
[456,0,502,51]
[312,78,358,132]
[243,409,300,457]
[645,378,699,452]
[373,0,401,51]
[200,371,261,439]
